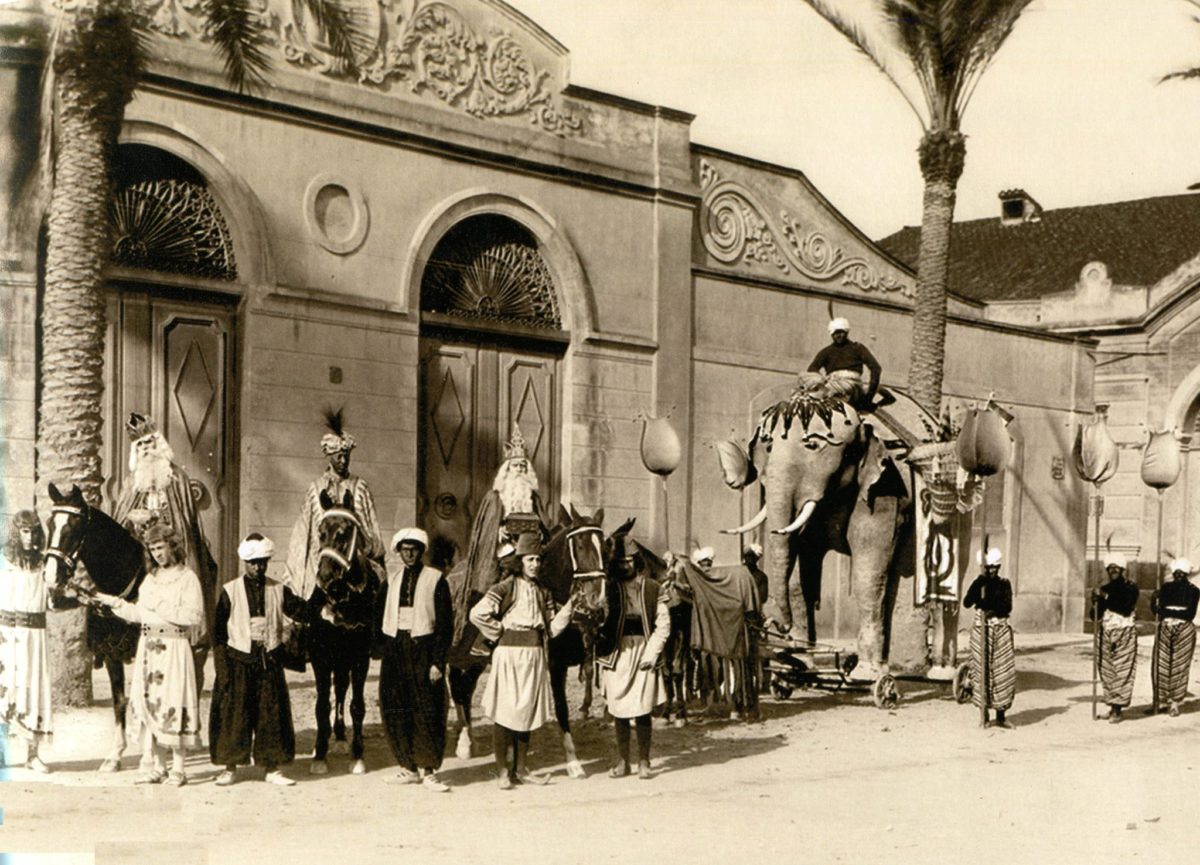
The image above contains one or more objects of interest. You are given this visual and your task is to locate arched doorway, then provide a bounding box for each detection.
[417,214,567,565]
[101,143,240,588]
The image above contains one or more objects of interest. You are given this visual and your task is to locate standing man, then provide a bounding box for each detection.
[1092,552,1139,723]
[963,548,1015,729]
[470,533,574,789]
[1150,559,1200,717]
[114,412,218,675]
[286,409,385,601]
[210,533,305,787]
[596,542,670,780]
[378,528,453,793]
[807,318,882,411]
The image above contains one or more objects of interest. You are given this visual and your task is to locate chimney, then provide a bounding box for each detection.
[998,189,1042,225]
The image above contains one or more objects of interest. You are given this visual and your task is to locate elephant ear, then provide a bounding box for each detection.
[858,425,909,505]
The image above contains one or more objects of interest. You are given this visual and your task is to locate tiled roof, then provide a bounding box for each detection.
[876,193,1200,302]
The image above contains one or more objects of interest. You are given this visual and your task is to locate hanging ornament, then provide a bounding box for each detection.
[1072,407,1119,485]
[1141,428,1182,490]
[955,401,1013,478]
[640,416,681,477]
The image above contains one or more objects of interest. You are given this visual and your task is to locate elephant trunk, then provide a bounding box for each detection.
[720,504,768,535]
[772,500,817,535]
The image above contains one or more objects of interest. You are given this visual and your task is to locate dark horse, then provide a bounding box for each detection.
[448,505,629,778]
[42,483,146,771]
[307,489,379,775]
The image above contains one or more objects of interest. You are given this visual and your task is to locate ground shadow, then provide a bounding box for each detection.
[1015,669,1085,692]
[1006,705,1070,727]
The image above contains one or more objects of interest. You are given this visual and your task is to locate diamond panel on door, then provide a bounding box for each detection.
[499,352,556,503]
[421,345,477,564]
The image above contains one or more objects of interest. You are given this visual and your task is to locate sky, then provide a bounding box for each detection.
[513,0,1200,240]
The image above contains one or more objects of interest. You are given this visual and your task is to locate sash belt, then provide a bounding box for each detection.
[622,618,646,637]
[0,610,45,629]
[498,629,543,648]
[142,624,188,639]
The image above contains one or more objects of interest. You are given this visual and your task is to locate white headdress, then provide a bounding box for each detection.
[828,317,850,335]
[238,533,275,562]
[392,528,429,550]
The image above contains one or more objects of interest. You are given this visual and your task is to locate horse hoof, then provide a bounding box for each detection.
[309,760,328,776]
[351,760,367,776]
[331,740,350,756]
[566,760,586,779]
[98,758,122,773]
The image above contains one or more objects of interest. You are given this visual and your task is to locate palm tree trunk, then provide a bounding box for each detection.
[39,2,138,706]
[907,129,966,416]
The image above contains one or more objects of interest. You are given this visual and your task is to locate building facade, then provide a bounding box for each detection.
[1,0,1093,645]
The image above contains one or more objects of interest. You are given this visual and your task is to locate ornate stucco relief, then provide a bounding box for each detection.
[142,0,586,138]
[699,159,914,300]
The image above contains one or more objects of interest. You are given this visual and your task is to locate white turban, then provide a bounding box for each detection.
[1103,552,1127,570]
[977,547,1002,566]
[237,535,275,561]
[692,546,715,563]
[747,543,763,558]
[828,317,850,334]
[1170,558,1193,575]
[392,528,429,550]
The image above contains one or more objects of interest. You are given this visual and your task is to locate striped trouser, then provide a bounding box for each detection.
[1099,625,1138,707]
[1153,619,1196,706]
[970,618,1016,711]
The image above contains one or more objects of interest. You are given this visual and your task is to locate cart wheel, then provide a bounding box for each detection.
[872,674,900,710]
[952,663,973,705]
[770,677,794,700]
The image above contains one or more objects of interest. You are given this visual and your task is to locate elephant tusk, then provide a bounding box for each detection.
[720,505,768,535]
[772,500,817,535]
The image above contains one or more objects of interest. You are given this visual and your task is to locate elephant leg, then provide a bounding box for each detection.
[794,537,825,644]
[765,485,798,632]
[848,496,900,678]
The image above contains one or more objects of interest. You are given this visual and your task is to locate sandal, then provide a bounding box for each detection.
[514,771,551,786]
[165,771,187,787]
[609,763,631,778]
[134,769,167,785]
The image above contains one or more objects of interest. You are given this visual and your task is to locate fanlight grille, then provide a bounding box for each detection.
[109,179,237,280]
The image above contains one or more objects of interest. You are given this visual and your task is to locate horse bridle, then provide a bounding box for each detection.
[565,526,605,581]
[44,504,90,576]
[317,507,361,573]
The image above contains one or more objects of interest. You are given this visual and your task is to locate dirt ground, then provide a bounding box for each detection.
[2,632,1199,864]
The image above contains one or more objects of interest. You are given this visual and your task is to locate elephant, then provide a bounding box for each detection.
[721,377,914,680]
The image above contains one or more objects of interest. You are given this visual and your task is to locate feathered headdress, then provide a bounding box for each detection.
[320,406,356,455]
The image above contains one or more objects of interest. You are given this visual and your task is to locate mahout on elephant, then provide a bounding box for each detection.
[720,373,924,681]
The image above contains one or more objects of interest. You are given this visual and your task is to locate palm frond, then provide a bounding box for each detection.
[800,0,928,123]
[298,0,371,76]
[1163,5,1200,85]
[199,0,272,94]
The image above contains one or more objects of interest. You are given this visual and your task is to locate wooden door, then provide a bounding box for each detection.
[419,337,559,566]
[103,290,236,588]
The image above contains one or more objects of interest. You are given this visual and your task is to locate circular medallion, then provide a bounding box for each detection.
[304,173,369,255]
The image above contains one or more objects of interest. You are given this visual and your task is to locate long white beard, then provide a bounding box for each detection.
[131,452,176,494]
[496,470,537,516]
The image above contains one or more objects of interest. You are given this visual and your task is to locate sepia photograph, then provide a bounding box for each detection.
[1,0,1200,862]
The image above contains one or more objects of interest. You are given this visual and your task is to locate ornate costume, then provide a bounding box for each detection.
[378,528,453,784]
[0,512,54,746]
[806,317,882,409]
[1151,560,1200,716]
[209,535,305,783]
[1093,554,1139,715]
[112,412,217,654]
[285,411,384,601]
[963,550,1015,721]
[110,562,205,751]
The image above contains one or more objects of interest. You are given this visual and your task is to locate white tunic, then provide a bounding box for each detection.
[0,555,53,738]
[471,578,572,732]
[113,565,204,748]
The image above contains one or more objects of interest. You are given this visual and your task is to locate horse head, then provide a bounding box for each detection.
[43,483,91,588]
[315,489,372,626]
[43,483,145,600]
[543,504,610,630]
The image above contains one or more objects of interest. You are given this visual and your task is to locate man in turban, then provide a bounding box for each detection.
[807,317,882,411]
[210,533,306,786]
[112,412,218,675]
[378,528,453,793]
[1150,558,1200,717]
[286,409,384,601]
[1091,551,1139,723]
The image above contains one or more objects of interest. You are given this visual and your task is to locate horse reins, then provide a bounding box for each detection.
[44,504,89,575]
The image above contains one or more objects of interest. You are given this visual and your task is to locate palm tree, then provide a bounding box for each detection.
[800,0,1034,414]
[36,0,365,705]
